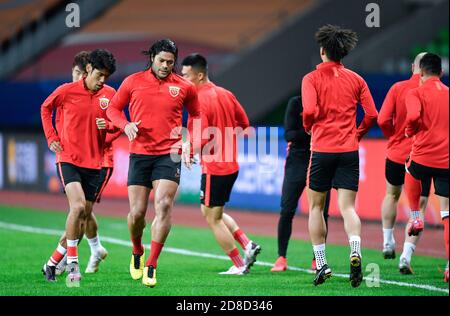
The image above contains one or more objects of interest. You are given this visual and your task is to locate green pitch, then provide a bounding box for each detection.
[0,205,448,296]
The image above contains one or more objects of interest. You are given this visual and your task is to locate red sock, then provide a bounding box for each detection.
[48,245,66,266]
[404,172,422,211]
[146,240,164,268]
[227,248,245,268]
[233,229,250,249]
[443,217,449,259]
[131,234,144,255]
[67,246,78,263]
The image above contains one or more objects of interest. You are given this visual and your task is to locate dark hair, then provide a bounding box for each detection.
[181,53,208,74]
[419,53,442,76]
[88,49,116,75]
[72,51,90,71]
[315,24,358,62]
[142,38,178,70]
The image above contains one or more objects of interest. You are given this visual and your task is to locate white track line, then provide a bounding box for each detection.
[0,221,448,294]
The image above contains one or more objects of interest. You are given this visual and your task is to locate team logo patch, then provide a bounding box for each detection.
[200,190,204,199]
[169,86,180,97]
[175,168,181,178]
[99,97,109,109]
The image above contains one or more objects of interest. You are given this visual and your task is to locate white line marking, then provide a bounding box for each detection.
[0,221,448,294]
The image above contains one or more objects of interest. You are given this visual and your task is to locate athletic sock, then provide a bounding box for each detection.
[382,228,395,246]
[442,211,449,259]
[227,248,245,268]
[233,229,250,249]
[67,239,79,264]
[131,234,144,255]
[47,244,67,267]
[349,236,361,257]
[400,242,416,262]
[313,244,327,270]
[146,240,164,268]
[87,235,102,255]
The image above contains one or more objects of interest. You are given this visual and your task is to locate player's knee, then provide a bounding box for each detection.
[70,201,86,218]
[280,208,296,219]
[155,196,174,212]
[385,191,401,201]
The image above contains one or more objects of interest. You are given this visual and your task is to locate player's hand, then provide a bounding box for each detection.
[96,118,107,130]
[182,141,194,170]
[124,120,141,141]
[49,141,63,153]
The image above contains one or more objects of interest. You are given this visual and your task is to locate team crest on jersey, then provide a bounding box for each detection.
[99,97,109,109]
[169,86,180,97]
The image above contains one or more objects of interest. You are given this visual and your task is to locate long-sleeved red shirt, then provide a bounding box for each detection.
[54,92,121,168]
[107,70,201,155]
[377,74,420,164]
[302,61,378,152]
[196,82,250,176]
[41,79,116,169]
[405,77,449,169]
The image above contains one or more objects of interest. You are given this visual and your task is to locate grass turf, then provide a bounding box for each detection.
[0,204,448,296]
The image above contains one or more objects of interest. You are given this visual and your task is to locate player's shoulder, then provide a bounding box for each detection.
[123,71,145,83]
[101,84,116,96]
[171,73,196,89]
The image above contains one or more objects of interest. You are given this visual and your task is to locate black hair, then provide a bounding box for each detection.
[181,53,208,74]
[72,51,90,71]
[419,53,442,76]
[88,49,116,75]
[315,24,358,62]
[142,38,178,70]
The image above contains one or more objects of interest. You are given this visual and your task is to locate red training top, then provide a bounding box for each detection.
[405,77,449,169]
[196,82,250,175]
[302,61,378,152]
[107,69,201,155]
[41,79,117,169]
[377,74,420,164]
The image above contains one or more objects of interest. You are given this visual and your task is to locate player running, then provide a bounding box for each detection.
[107,39,201,287]
[40,49,117,286]
[181,53,261,275]
[302,25,378,287]
[404,53,449,282]
[377,53,432,274]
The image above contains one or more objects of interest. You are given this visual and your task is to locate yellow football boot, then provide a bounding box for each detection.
[129,252,144,280]
[142,265,157,287]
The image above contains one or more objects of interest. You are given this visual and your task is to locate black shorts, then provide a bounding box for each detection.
[308,151,359,192]
[406,160,449,198]
[385,158,431,197]
[94,167,114,203]
[200,172,238,207]
[56,162,101,202]
[127,153,181,188]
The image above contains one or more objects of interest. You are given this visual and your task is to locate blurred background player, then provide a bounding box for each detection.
[302,25,378,287]
[107,39,201,287]
[181,53,261,275]
[271,96,330,272]
[404,53,449,282]
[54,51,121,276]
[40,49,117,286]
[377,52,431,274]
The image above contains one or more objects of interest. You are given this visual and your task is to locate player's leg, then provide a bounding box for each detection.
[399,178,430,274]
[141,179,178,287]
[434,172,449,282]
[85,167,113,273]
[271,151,304,272]
[307,152,334,285]
[404,161,425,237]
[381,159,405,259]
[334,151,363,288]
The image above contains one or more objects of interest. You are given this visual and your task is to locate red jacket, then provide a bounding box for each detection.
[406,77,449,169]
[197,82,250,175]
[302,61,378,152]
[41,79,116,169]
[107,70,201,155]
[378,74,420,164]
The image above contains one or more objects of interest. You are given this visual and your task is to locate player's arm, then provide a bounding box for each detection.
[405,89,422,138]
[184,84,202,169]
[377,85,397,138]
[41,84,66,152]
[301,74,318,134]
[106,77,140,141]
[356,79,378,141]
